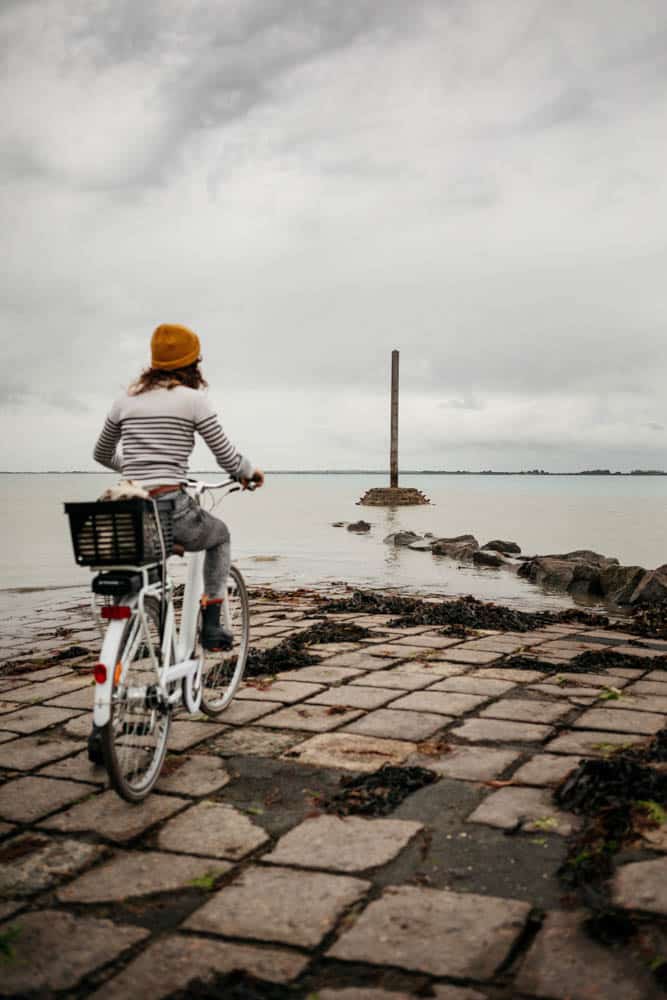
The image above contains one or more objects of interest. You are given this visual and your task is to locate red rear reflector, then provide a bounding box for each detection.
[94,664,107,684]
[101,606,132,620]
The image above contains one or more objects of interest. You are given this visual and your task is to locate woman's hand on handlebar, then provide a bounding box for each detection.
[241,468,265,490]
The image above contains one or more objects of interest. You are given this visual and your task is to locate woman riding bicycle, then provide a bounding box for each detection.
[93,323,264,650]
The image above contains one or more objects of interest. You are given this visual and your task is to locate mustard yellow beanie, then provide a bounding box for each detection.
[151,324,201,371]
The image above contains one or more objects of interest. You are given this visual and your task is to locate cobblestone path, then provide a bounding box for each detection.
[0,587,666,998]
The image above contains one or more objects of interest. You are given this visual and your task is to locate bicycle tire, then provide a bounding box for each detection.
[199,565,250,716]
[101,595,171,802]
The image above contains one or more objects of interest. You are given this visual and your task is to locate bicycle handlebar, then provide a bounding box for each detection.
[180,477,257,496]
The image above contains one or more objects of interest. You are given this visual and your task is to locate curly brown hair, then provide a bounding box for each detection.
[129,361,208,395]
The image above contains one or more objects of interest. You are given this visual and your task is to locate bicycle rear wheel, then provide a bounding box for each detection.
[102,595,171,802]
[199,565,250,716]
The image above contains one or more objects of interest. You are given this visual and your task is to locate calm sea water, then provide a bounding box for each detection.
[2,473,666,612]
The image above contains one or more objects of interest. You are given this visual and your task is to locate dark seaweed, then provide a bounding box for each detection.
[317,590,609,634]
[243,620,373,678]
[321,764,437,817]
[167,971,306,999]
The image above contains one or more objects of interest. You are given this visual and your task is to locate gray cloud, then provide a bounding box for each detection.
[2,0,667,472]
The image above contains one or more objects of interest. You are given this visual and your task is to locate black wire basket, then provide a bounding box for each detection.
[64,499,174,567]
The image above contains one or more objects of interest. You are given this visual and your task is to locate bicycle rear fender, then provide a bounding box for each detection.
[93,618,127,727]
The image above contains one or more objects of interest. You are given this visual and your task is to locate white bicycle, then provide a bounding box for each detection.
[65,479,250,802]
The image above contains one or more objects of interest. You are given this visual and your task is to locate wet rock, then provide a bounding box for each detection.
[408,538,435,551]
[331,521,346,527]
[481,539,521,555]
[347,520,371,533]
[630,564,667,606]
[518,556,577,589]
[472,550,504,568]
[383,531,421,546]
[431,537,479,560]
[599,563,645,605]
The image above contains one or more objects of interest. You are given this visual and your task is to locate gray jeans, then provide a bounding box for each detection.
[168,492,230,597]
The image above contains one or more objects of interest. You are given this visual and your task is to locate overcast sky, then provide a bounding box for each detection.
[2,0,667,472]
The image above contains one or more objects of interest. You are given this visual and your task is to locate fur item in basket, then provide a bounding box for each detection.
[98,480,150,502]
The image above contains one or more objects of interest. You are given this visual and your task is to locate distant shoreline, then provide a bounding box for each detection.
[1,469,666,477]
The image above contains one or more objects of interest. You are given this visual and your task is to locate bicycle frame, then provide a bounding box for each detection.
[93,550,206,726]
[92,478,242,728]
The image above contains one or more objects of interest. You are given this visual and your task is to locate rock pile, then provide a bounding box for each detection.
[518,553,667,607]
[377,528,667,607]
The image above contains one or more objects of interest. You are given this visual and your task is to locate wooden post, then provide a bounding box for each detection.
[390,349,399,488]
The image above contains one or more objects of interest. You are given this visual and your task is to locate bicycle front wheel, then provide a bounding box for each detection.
[102,595,171,802]
[199,565,250,716]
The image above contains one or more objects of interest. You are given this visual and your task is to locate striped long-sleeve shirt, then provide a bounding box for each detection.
[93,386,253,486]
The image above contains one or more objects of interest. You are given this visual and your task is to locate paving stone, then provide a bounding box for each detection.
[284,733,416,772]
[205,699,282,725]
[515,908,657,1000]
[467,786,580,836]
[306,686,401,710]
[367,643,425,659]
[321,651,380,668]
[209,727,305,757]
[327,884,529,978]
[440,648,501,665]
[430,676,516,696]
[259,703,364,732]
[393,635,461,650]
[0,701,21,715]
[390,691,486,716]
[265,814,422,872]
[351,670,439,691]
[573,707,665,735]
[343,708,450,742]
[555,671,630,688]
[167,720,227,751]
[531,683,603,699]
[0,835,103,896]
[472,667,546,684]
[613,857,667,914]
[410,745,520,781]
[0,704,82,734]
[0,775,92,823]
[400,661,469,678]
[614,644,663,659]
[158,801,269,859]
[452,718,553,743]
[37,750,107,785]
[63,713,96,739]
[236,680,325,703]
[628,680,667,695]
[40,788,188,842]
[91,934,308,999]
[545,729,645,756]
[8,675,91,704]
[0,909,147,994]
[157,754,230,796]
[309,642,362,656]
[604,694,667,714]
[45,685,95,709]
[185,864,369,947]
[58,850,232,902]
[277,665,365,684]
[479,698,571,724]
[0,734,77,771]
[512,753,582,786]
